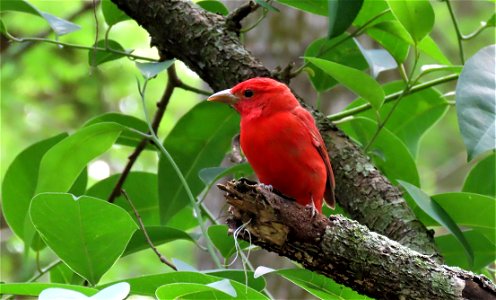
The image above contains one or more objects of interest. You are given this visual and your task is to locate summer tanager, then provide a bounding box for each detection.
[208,77,335,213]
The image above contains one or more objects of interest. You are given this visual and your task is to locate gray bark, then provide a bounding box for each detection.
[220,179,496,300]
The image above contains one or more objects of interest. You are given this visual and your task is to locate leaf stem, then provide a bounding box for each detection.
[327,73,459,121]
[445,0,465,64]
[138,78,222,268]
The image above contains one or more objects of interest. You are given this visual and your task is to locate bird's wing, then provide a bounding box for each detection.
[293,107,336,208]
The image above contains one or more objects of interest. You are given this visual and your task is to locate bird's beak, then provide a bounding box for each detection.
[207,89,239,104]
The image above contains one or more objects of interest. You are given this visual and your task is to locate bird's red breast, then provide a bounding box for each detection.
[207,77,335,213]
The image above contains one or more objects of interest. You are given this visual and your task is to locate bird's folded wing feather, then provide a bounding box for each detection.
[292,107,336,208]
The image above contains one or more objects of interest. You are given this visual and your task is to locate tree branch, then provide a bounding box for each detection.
[220,179,496,300]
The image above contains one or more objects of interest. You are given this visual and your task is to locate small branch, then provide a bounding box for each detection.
[226,1,259,33]
[327,73,459,121]
[108,65,179,202]
[221,180,496,300]
[121,189,177,270]
[445,0,465,64]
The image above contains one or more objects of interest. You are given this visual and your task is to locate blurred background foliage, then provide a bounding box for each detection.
[1,0,495,297]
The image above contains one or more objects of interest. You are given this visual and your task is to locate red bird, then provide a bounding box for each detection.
[208,77,335,213]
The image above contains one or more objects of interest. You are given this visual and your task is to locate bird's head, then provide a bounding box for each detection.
[207,77,299,118]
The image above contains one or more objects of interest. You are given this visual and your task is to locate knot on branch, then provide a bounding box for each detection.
[225,1,259,34]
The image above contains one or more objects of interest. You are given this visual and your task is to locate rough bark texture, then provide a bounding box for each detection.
[110,0,440,258]
[220,179,495,300]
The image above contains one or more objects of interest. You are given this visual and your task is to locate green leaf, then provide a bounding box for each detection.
[156,280,237,299]
[101,0,130,26]
[50,263,84,285]
[345,81,448,158]
[87,172,160,225]
[366,21,410,63]
[100,272,267,299]
[0,283,97,298]
[417,192,496,245]
[487,13,495,27]
[84,113,150,148]
[328,0,363,38]
[455,45,496,161]
[30,193,137,285]
[353,0,392,27]
[198,163,253,185]
[417,36,451,65]
[207,270,266,292]
[436,231,496,271]
[462,152,495,197]
[387,0,434,43]
[36,122,122,194]
[254,267,367,299]
[208,225,249,259]
[197,0,229,15]
[136,59,175,79]
[275,0,327,16]
[306,57,384,110]
[0,19,7,35]
[88,40,127,66]
[2,134,66,243]
[355,39,397,77]
[123,226,195,256]
[0,0,80,36]
[418,64,463,78]
[158,102,239,223]
[338,117,419,185]
[304,36,368,92]
[398,181,474,266]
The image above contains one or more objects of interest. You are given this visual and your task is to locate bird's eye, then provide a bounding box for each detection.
[243,89,254,98]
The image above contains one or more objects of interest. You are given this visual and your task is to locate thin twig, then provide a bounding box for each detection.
[327,73,459,121]
[445,0,465,64]
[226,1,260,33]
[108,65,179,202]
[121,189,177,270]
[92,0,99,68]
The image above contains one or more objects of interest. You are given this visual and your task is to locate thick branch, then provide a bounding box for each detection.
[110,0,441,259]
[220,179,496,300]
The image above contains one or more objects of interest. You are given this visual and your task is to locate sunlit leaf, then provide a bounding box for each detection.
[30,194,137,285]
[102,0,130,26]
[387,0,434,43]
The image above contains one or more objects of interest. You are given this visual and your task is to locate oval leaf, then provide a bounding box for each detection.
[328,0,363,38]
[306,57,384,110]
[36,122,122,194]
[462,152,495,197]
[387,0,435,43]
[88,40,127,66]
[398,181,474,266]
[30,194,137,285]
[123,226,195,256]
[455,45,496,161]
[338,117,419,185]
[158,102,239,223]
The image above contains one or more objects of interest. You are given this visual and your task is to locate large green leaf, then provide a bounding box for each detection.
[0,283,97,298]
[255,267,367,299]
[328,0,363,38]
[304,36,368,92]
[455,45,496,161]
[398,182,474,266]
[306,57,384,110]
[197,0,229,15]
[338,117,420,186]
[36,122,122,194]
[101,0,130,26]
[158,101,239,223]
[417,36,452,65]
[345,81,448,158]
[100,272,267,299]
[275,0,327,16]
[84,113,150,148]
[366,21,410,63]
[462,152,495,197]
[416,192,496,245]
[1,0,80,36]
[30,193,137,285]
[123,226,195,256]
[387,0,434,43]
[155,280,237,299]
[2,134,66,242]
[87,172,160,225]
[436,231,496,271]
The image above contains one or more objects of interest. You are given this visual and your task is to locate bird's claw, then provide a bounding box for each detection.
[258,183,273,192]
